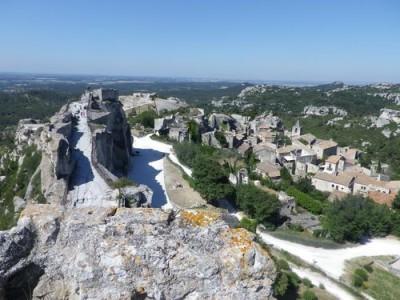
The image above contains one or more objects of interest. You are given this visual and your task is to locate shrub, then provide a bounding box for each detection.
[111,177,136,189]
[288,223,304,232]
[192,155,235,202]
[302,278,313,288]
[239,217,258,233]
[286,187,323,215]
[352,268,368,287]
[392,192,400,210]
[128,110,157,128]
[236,184,281,227]
[276,259,290,271]
[274,273,289,297]
[214,131,228,148]
[364,263,373,273]
[301,289,318,300]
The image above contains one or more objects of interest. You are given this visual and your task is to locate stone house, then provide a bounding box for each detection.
[337,147,362,161]
[311,139,338,160]
[253,142,277,163]
[353,174,391,196]
[255,161,281,180]
[323,155,345,174]
[311,172,354,194]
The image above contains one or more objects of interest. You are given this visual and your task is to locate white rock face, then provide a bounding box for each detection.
[303,105,348,117]
[0,206,276,300]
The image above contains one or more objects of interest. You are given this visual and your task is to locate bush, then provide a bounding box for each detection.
[192,155,235,202]
[301,289,318,300]
[288,223,304,232]
[302,278,313,288]
[352,268,368,287]
[111,177,136,189]
[276,259,290,271]
[239,217,258,233]
[286,187,323,215]
[274,273,289,297]
[214,131,228,148]
[364,263,373,273]
[128,110,157,128]
[392,192,400,210]
[236,184,281,227]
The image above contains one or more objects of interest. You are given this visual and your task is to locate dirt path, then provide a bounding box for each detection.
[164,158,206,209]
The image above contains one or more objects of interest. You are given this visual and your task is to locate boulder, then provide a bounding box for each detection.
[119,184,153,207]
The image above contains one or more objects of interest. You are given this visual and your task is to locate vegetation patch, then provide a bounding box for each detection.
[110,177,137,189]
[345,257,400,300]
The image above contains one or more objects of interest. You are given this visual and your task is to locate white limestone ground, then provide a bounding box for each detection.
[67,102,115,208]
[128,134,192,209]
[258,230,400,280]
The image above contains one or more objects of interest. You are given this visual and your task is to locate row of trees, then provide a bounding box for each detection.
[174,142,283,228]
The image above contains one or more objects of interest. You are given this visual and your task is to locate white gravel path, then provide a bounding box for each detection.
[258,229,400,280]
[67,102,115,208]
[290,264,356,300]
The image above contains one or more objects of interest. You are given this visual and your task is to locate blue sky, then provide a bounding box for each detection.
[0,0,399,82]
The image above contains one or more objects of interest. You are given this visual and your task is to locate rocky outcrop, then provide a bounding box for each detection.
[12,105,75,205]
[39,104,75,204]
[86,89,133,180]
[0,206,276,300]
[119,185,153,208]
[303,105,348,117]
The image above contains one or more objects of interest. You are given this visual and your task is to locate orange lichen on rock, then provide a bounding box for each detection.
[224,228,254,254]
[180,210,220,227]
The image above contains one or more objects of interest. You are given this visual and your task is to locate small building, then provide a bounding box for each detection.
[323,155,345,174]
[312,139,338,160]
[353,174,391,196]
[312,172,354,194]
[253,142,277,163]
[256,161,281,180]
[337,147,362,161]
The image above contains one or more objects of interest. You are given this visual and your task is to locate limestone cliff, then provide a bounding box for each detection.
[86,89,133,180]
[0,206,276,300]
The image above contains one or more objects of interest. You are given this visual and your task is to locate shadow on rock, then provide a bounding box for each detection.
[128,148,167,208]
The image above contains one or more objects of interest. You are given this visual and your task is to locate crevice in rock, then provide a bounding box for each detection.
[3,263,44,300]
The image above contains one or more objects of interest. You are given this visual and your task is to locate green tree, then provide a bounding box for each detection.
[192,155,234,202]
[392,192,400,210]
[128,110,157,128]
[323,195,392,243]
[188,120,201,143]
[236,184,281,227]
